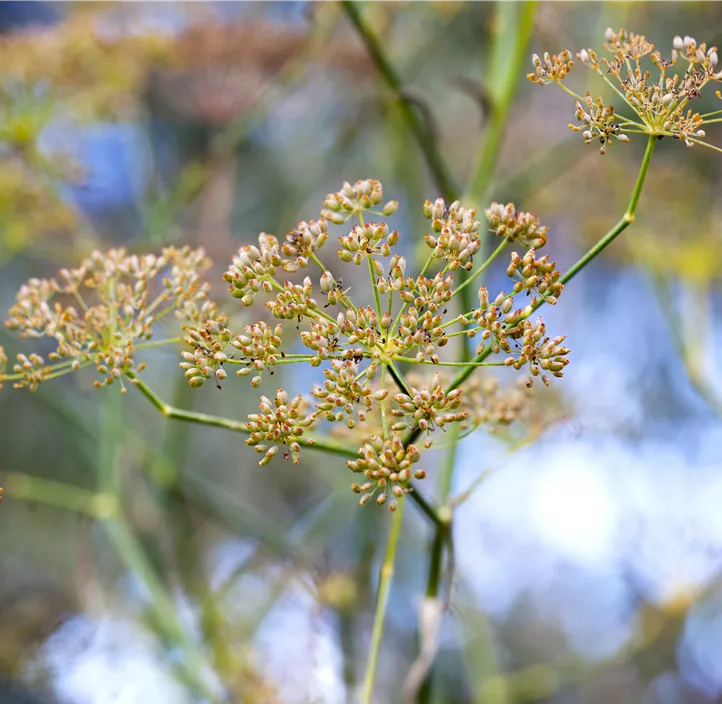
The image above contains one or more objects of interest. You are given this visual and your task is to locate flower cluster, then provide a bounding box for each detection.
[485,203,549,248]
[321,178,398,224]
[245,388,317,465]
[569,93,628,155]
[348,434,426,511]
[531,27,722,153]
[391,373,466,433]
[423,198,482,270]
[4,246,212,392]
[180,315,232,389]
[506,249,564,306]
[339,222,399,264]
[312,359,387,427]
[224,233,284,306]
[1,179,570,510]
[231,321,284,385]
[282,220,328,269]
[503,319,570,387]
[527,50,574,85]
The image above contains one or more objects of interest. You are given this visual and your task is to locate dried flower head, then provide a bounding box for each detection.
[245,388,317,465]
[527,50,574,85]
[391,373,466,433]
[531,27,722,153]
[321,179,397,225]
[224,233,284,306]
[348,434,426,511]
[282,220,328,270]
[180,315,232,389]
[4,246,212,392]
[1,176,572,510]
[485,203,549,248]
[423,198,482,270]
[503,318,570,387]
[312,359,387,427]
[230,321,284,385]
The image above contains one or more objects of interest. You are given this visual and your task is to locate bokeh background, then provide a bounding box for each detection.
[1,2,722,703]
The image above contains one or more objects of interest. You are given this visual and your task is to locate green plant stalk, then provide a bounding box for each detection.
[453,239,509,299]
[157,377,236,682]
[650,274,722,417]
[341,0,457,201]
[361,496,405,704]
[128,373,355,458]
[456,1,538,326]
[4,472,116,518]
[97,393,222,704]
[560,134,656,285]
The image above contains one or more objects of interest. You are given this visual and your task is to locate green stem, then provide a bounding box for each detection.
[128,373,356,458]
[453,238,509,299]
[341,0,457,201]
[4,472,117,518]
[560,134,656,285]
[97,392,221,703]
[458,1,538,314]
[464,2,537,206]
[368,255,383,322]
[393,357,505,367]
[361,497,405,704]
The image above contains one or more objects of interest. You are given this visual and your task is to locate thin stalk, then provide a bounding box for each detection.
[103,516,222,702]
[380,365,389,438]
[465,1,538,207]
[460,0,537,302]
[128,373,358,459]
[97,392,221,703]
[389,254,434,337]
[368,255,384,323]
[4,472,116,518]
[452,239,508,299]
[386,360,413,397]
[560,134,656,285]
[341,0,457,201]
[156,376,236,683]
[393,357,505,368]
[361,497,405,704]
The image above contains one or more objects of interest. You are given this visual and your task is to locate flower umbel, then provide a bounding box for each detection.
[4,246,212,392]
[531,27,722,153]
[348,434,426,511]
[1,179,570,506]
[245,388,317,465]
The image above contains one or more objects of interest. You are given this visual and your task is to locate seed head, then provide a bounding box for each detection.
[423,198,482,271]
[485,203,549,248]
[282,219,328,269]
[245,388,317,465]
[527,50,574,85]
[321,179,386,221]
[390,373,466,433]
[348,433,425,510]
[6,246,212,391]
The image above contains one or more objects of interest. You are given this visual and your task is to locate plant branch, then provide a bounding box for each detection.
[361,496,405,704]
[341,0,457,201]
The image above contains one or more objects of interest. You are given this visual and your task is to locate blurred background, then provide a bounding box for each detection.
[1,2,722,703]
